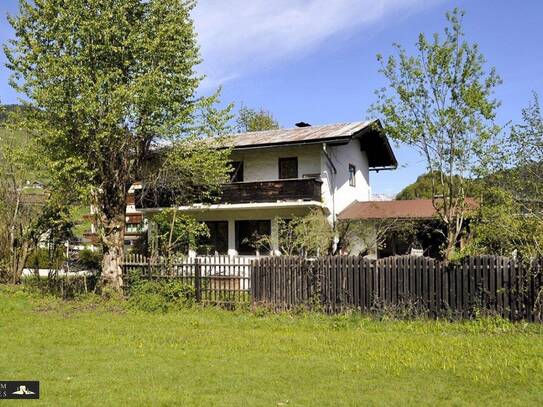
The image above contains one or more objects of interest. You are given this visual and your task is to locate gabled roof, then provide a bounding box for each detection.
[226,121,371,148]
[338,198,479,220]
[225,120,398,170]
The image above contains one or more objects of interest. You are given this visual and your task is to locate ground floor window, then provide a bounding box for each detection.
[198,221,228,255]
[235,220,271,255]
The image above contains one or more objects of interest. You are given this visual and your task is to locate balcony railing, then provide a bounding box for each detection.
[136,178,322,208]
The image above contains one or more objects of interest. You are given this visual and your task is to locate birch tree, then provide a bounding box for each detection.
[371,8,501,259]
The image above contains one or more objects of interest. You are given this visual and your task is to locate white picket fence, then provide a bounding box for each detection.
[121,254,255,303]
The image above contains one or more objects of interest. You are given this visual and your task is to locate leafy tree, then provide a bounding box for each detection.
[396,172,481,200]
[371,8,501,259]
[467,187,543,259]
[471,93,543,259]
[236,105,279,132]
[150,209,209,260]
[5,0,232,291]
[248,210,333,257]
[0,120,43,282]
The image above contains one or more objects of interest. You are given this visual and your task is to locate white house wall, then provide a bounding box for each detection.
[321,139,371,223]
[230,144,322,181]
[229,140,370,223]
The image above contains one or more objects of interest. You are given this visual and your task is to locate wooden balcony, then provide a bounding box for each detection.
[136,178,322,208]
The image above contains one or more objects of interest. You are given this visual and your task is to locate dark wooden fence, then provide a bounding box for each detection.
[122,254,251,304]
[251,256,543,321]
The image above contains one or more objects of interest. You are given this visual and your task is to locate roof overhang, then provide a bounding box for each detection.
[353,120,398,171]
[338,199,479,221]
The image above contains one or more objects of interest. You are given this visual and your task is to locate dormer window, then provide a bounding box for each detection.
[278,157,298,179]
[349,164,356,187]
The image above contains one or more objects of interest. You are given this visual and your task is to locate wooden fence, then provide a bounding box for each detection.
[122,254,251,304]
[251,256,543,321]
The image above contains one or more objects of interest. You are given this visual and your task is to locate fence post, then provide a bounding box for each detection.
[195,257,202,303]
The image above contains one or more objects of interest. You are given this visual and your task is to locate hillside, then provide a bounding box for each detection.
[396,172,481,200]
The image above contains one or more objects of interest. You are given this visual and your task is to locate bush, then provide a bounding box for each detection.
[78,249,102,270]
[23,274,98,299]
[25,247,65,270]
[126,271,194,312]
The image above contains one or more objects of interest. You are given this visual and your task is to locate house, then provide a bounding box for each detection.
[338,198,479,258]
[88,120,398,255]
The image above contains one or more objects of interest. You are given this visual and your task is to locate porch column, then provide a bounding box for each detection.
[227,219,237,256]
[271,218,280,256]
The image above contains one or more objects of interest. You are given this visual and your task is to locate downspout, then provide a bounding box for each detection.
[322,143,337,228]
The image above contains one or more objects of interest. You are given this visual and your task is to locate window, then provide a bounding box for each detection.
[198,221,228,255]
[126,223,142,233]
[349,164,356,187]
[230,161,244,183]
[235,220,271,255]
[278,157,298,179]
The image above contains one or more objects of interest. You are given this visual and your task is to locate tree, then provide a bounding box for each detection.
[371,8,501,259]
[248,210,334,257]
[236,105,279,132]
[5,0,232,291]
[0,119,42,282]
[396,172,481,200]
[471,93,543,259]
[150,209,209,260]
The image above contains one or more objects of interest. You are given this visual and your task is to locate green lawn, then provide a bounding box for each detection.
[1,286,543,406]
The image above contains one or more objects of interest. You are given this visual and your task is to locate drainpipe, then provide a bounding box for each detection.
[322,143,338,228]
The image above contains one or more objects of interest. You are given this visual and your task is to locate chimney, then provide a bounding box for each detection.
[295,122,311,128]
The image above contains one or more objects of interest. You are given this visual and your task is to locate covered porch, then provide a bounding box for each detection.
[141,202,324,257]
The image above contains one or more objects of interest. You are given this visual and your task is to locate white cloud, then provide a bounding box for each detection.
[193,0,441,89]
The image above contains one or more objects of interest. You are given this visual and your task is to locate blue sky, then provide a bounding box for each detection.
[1,0,542,196]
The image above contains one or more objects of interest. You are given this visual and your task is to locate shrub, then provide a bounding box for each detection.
[78,249,102,270]
[23,274,98,299]
[126,271,195,312]
[25,247,65,270]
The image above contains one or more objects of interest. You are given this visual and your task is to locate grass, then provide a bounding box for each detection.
[70,205,92,239]
[1,286,543,406]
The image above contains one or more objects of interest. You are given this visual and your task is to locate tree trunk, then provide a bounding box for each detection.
[100,215,125,291]
[444,227,458,260]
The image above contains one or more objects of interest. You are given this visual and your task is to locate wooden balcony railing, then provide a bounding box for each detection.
[135,178,322,208]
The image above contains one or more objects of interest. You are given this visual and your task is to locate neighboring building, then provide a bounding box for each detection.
[338,198,479,258]
[87,120,398,255]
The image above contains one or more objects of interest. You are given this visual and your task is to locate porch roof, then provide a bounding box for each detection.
[338,198,479,220]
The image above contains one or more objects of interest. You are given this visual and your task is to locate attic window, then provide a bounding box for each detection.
[349,164,356,187]
[279,157,298,179]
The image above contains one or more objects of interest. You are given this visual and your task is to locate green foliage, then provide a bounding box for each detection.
[236,105,280,132]
[150,209,209,257]
[5,0,205,196]
[25,247,64,270]
[371,8,501,259]
[472,93,543,259]
[467,187,543,259]
[250,210,334,256]
[292,210,334,256]
[5,0,233,288]
[126,271,194,312]
[70,205,93,239]
[78,249,102,271]
[0,115,47,281]
[397,172,481,200]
